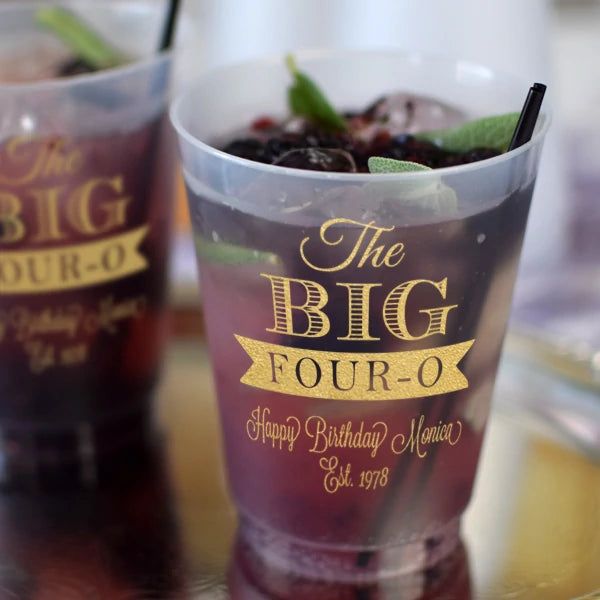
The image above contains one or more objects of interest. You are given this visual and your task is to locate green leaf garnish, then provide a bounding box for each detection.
[36,7,126,71]
[368,157,432,174]
[195,236,280,266]
[417,112,520,153]
[366,157,457,214]
[286,54,347,132]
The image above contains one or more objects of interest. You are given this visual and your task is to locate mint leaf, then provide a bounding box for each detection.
[286,54,347,132]
[195,236,280,266]
[417,113,519,153]
[36,7,126,70]
[368,157,432,174]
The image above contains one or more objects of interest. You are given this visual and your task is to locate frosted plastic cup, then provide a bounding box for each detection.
[171,49,549,582]
[0,2,175,486]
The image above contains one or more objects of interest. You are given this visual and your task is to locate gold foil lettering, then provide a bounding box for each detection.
[262,274,330,338]
[0,227,148,295]
[336,282,381,341]
[300,218,402,272]
[236,336,474,401]
[295,356,322,388]
[305,416,387,458]
[29,186,66,242]
[0,137,82,186]
[383,278,457,341]
[391,414,463,458]
[66,176,130,235]
[268,351,288,383]
[331,359,358,391]
[246,406,301,452]
[318,456,353,494]
[0,191,25,242]
[368,360,390,392]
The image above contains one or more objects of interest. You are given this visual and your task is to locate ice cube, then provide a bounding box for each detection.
[369,93,465,136]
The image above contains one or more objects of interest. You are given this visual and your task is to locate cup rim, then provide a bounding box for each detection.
[0,0,173,92]
[171,47,552,183]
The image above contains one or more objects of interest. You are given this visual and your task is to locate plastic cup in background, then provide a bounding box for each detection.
[172,49,549,581]
[0,2,175,488]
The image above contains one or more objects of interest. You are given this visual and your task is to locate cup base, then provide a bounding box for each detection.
[238,513,461,584]
[0,408,157,491]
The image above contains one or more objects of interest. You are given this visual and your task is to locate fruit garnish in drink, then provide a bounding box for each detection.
[274,148,357,172]
[221,54,522,173]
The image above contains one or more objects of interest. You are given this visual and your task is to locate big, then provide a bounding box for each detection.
[261,274,458,342]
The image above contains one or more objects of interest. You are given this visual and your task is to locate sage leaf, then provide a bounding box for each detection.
[36,7,126,70]
[417,112,520,153]
[195,236,280,266]
[368,156,432,174]
[286,54,347,132]
[366,157,457,214]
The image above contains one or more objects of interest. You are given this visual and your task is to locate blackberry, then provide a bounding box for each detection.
[265,137,298,159]
[438,152,467,168]
[274,148,357,172]
[461,147,501,163]
[222,138,273,163]
[58,58,95,77]
[392,133,414,146]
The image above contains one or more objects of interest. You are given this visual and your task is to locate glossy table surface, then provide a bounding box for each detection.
[0,337,598,599]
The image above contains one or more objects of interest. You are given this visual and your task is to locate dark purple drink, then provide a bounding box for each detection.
[0,3,174,486]
[0,119,173,454]
[188,174,534,576]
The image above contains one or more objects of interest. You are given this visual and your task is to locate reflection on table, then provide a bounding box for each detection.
[0,340,597,599]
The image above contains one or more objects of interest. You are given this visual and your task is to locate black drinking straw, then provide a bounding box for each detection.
[159,0,181,51]
[355,83,547,573]
[508,82,547,151]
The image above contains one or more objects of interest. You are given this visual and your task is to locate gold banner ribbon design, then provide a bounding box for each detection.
[0,226,149,294]
[236,335,475,401]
